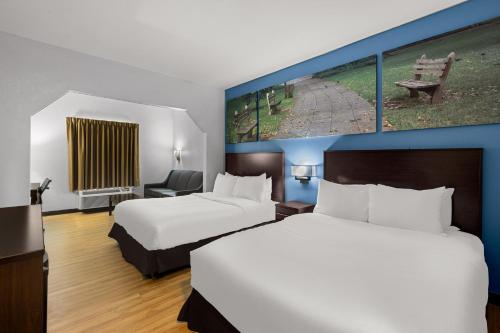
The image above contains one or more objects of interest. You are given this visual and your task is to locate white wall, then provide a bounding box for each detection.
[172,110,207,191]
[172,110,207,187]
[30,92,180,212]
[0,31,224,208]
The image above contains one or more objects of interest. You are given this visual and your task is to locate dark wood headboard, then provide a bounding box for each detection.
[324,149,483,237]
[226,152,285,202]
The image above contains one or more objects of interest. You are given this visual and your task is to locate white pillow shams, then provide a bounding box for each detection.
[368,185,445,234]
[260,177,273,202]
[232,173,266,202]
[441,188,454,230]
[313,179,370,222]
[213,173,237,196]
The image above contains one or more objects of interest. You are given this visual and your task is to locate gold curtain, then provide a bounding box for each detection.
[66,117,140,191]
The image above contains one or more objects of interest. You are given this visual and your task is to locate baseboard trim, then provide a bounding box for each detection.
[43,209,79,216]
[42,207,108,216]
[81,207,109,214]
[490,292,500,306]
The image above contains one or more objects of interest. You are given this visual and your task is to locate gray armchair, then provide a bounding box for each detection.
[144,170,203,198]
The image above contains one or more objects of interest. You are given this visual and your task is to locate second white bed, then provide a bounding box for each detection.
[113,192,276,250]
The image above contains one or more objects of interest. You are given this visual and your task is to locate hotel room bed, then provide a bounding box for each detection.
[112,193,276,251]
[181,213,488,333]
[178,148,487,333]
[109,193,276,275]
[108,152,284,276]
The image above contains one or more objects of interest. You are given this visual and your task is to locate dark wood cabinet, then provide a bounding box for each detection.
[0,205,46,333]
[276,201,315,221]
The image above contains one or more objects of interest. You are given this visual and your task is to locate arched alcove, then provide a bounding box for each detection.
[30,91,207,212]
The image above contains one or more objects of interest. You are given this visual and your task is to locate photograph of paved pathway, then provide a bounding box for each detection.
[273,78,376,139]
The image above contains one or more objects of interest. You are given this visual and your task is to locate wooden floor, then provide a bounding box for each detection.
[44,212,192,333]
[45,212,500,333]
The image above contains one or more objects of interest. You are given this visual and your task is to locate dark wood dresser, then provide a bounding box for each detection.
[0,205,47,332]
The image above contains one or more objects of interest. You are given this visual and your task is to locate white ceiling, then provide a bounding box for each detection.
[0,0,463,88]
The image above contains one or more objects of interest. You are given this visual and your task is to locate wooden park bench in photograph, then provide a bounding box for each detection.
[232,105,257,142]
[233,106,254,127]
[395,52,455,104]
[237,121,257,142]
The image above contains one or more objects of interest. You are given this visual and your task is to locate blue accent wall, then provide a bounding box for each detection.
[225,0,500,293]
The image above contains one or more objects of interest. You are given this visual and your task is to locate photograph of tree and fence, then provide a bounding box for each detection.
[383,16,500,131]
[225,56,377,143]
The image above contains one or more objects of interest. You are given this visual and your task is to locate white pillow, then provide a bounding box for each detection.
[369,184,445,234]
[440,188,454,230]
[232,174,266,202]
[213,173,237,196]
[260,177,272,202]
[313,179,370,222]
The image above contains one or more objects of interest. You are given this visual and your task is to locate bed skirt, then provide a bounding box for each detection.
[108,220,276,277]
[178,289,239,333]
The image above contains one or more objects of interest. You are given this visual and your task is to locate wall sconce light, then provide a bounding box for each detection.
[174,149,182,162]
[291,165,317,184]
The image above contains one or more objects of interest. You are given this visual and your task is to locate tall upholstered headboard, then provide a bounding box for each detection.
[226,152,285,202]
[324,149,483,237]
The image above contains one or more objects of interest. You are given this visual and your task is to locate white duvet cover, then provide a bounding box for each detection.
[113,193,275,250]
[191,213,488,333]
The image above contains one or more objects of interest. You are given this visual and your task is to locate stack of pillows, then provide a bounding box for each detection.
[314,179,455,234]
[213,173,273,202]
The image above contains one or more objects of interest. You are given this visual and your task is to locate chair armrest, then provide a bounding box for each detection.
[144,183,166,189]
[175,187,203,196]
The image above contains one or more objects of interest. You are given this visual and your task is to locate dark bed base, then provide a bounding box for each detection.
[178,289,238,333]
[108,220,276,277]
[108,223,197,276]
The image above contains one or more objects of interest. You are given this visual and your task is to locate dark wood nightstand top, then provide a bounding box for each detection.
[276,201,314,212]
[276,201,315,219]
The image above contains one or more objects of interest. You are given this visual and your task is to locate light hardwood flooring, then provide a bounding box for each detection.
[45,212,500,333]
[44,212,192,333]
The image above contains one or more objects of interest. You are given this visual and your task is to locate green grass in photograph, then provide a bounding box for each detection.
[315,55,377,106]
[382,17,500,131]
[327,63,377,106]
[258,85,294,140]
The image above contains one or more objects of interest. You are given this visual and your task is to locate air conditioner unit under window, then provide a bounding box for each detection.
[78,187,132,210]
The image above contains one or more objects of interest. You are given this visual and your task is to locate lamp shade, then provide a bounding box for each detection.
[174,149,182,162]
[291,165,317,177]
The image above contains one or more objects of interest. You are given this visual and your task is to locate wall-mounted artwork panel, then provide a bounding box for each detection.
[259,55,377,140]
[225,92,258,144]
[383,16,500,132]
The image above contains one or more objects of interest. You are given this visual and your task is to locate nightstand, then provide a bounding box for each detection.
[275,201,315,221]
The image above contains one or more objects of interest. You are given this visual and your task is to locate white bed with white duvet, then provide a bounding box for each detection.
[181,173,489,333]
[109,171,278,275]
[113,192,276,250]
[191,212,488,333]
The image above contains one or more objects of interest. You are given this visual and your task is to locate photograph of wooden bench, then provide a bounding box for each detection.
[233,106,253,126]
[237,121,257,142]
[233,105,257,142]
[395,52,455,104]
